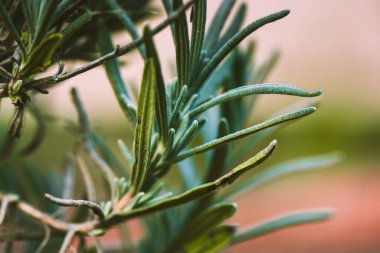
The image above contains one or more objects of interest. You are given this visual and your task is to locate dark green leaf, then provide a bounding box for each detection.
[20,33,63,78]
[106,0,146,58]
[143,26,169,144]
[189,0,206,74]
[173,0,190,91]
[61,10,92,41]
[0,0,27,56]
[203,0,236,55]
[131,59,156,194]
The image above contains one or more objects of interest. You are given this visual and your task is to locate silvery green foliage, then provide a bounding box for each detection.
[0,0,338,252]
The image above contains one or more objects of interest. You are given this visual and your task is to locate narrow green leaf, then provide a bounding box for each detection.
[189,0,206,73]
[143,26,169,144]
[131,59,156,194]
[20,0,35,41]
[218,4,247,49]
[106,0,146,58]
[184,202,237,242]
[185,225,236,253]
[205,118,231,182]
[189,84,321,117]
[223,153,340,199]
[169,84,188,128]
[193,10,290,91]
[20,33,63,78]
[173,0,190,90]
[0,1,27,56]
[232,210,334,244]
[203,0,236,55]
[170,107,315,164]
[173,119,199,154]
[32,0,59,49]
[107,140,276,225]
[61,10,92,41]
[117,139,134,168]
[97,19,137,125]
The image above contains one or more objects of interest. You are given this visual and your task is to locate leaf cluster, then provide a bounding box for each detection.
[0,0,338,252]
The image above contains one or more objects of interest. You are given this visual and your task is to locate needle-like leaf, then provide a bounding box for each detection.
[232,210,334,244]
[143,26,169,144]
[130,59,156,194]
[189,84,321,117]
[167,107,315,164]
[193,10,290,91]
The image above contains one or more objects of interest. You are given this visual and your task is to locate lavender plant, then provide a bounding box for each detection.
[0,0,339,252]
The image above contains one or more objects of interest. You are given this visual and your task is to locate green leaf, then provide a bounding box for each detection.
[172,119,199,154]
[218,3,247,49]
[203,0,236,55]
[170,107,315,164]
[232,210,334,244]
[143,26,169,144]
[31,0,59,49]
[20,33,63,78]
[189,0,206,74]
[173,0,190,91]
[131,59,156,194]
[189,84,321,117]
[185,225,236,253]
[106,140,276,225]
[106,0,146,58]
[61,10,92,41]
[184,202,237,242]
[222,153,341,199]
[193,9,290,91]
[20,0,35,42]
[97,19,137,125]
[0,1,27,56]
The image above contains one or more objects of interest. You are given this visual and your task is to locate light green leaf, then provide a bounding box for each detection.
[131,59,156,194]
[169,107,315,164]
[232,210,334,244]
[222,153,341,199]
[189,84,321,117]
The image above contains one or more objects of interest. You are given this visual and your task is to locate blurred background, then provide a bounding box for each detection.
[1,0,379,252]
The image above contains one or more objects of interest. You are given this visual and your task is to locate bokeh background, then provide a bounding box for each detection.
[1,0,380,252]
